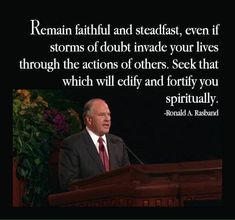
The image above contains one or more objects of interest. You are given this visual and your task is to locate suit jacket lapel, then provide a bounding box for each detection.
[82,129,104,172]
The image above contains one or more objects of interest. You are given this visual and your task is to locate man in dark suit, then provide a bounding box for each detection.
[59,98,130,191]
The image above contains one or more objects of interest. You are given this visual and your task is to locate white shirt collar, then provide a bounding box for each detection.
[86,127,108,152]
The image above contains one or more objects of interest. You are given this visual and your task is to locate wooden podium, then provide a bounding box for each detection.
[48,159,222,207]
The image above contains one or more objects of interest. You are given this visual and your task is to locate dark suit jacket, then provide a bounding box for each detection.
[58,129,130,191]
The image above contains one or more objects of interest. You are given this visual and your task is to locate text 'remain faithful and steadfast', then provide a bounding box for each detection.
[30,19,181,36]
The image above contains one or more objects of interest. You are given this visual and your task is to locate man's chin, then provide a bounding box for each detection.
[102,128,110,134]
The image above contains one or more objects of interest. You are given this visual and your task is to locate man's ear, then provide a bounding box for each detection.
[86,116,92,125]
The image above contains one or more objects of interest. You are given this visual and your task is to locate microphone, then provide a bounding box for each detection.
[110,138,144,165]
[124,144,145,165]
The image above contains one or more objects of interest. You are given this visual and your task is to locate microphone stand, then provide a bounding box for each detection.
[124,145,144,165]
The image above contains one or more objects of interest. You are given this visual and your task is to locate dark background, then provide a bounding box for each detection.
[1,1,232,219]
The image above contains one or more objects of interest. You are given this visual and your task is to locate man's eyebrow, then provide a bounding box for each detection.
[96,112,111,115]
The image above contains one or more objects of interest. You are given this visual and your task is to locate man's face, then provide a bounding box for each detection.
[86,100,111,136]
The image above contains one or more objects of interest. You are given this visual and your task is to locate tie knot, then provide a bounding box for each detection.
[98,137,103,144]
[98,137,105,151]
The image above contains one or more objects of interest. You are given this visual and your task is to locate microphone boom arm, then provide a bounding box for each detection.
[124,145,144,165]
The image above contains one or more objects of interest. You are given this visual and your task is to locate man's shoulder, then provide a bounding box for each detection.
[107,133,124,144]
[63,129,87,143]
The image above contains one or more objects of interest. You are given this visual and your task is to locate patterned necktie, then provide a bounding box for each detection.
[98,137,110,172]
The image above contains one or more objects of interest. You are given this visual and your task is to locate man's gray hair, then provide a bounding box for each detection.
[83,98,106,119]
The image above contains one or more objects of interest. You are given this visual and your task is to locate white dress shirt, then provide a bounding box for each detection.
[86,127,109,158]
